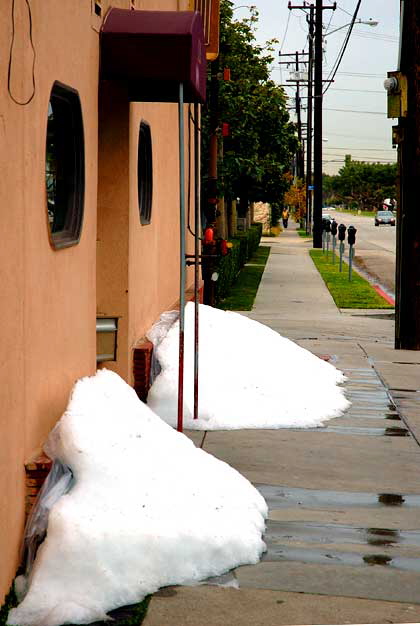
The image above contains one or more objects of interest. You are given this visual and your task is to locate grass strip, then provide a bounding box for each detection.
[309,249,394,309]
[297,229,311,238]
[334,209,376,217]
[217,246,270,310]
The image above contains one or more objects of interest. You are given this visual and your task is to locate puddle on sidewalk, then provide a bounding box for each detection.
[261,544,420,573]
[264,520,420,548]
[292,426,409,437]
[256,484,420,509]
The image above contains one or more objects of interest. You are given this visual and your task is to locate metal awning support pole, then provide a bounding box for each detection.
[177,82,186,433]
[193,102,200,420]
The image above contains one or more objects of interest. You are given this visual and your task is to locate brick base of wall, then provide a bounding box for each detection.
[133,340,154,403]
[24,452,52,520]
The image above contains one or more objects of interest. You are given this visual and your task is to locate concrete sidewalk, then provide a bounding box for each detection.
[144,224,420,625]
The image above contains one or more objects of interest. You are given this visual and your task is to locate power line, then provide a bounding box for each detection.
[324,107,385,115]
[323,0,362,95]
[352,32,399,42]
[281,11,292,49]
[324,146,396,151]
[328,87,384,93]
[324,152,396,160]
[327,130,391,141]
[333,70,384,77]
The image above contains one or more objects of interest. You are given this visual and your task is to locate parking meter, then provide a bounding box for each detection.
[338,224,346,241]
[324,218,331,257]
[347,225,357,281]
[338,224,346,272]
[330,220,337,263]
[347,225,357,245]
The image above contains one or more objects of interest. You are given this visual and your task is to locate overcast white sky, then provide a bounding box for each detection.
[231,0,400,174]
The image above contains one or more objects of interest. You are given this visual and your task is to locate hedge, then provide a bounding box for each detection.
[215,223,262,303]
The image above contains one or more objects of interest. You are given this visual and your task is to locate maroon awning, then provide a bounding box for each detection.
[100,9,206,103]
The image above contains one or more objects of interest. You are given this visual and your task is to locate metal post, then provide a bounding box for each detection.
[332,235,336,264]
[339,242,344,272]
[349,244,354,281]
[177,83,186,433]
[326,232,330,259]
[193,102,200,420]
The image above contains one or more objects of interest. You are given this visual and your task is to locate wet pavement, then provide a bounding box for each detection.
[144,225,420,625]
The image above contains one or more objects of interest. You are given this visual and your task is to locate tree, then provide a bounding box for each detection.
[323,156,397,210]
[284,179,306,225]
[202,1,297,220]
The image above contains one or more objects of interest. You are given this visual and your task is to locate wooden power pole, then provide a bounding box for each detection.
[289,1,335,247]
[391,1,420,349]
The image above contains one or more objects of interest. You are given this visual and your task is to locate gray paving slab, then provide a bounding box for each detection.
[267,506,420,530]
[203,429,420,493]
[235,560,420,604]
[143,586,420,626]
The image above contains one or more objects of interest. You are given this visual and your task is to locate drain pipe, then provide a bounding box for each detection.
[177,82,186,433]
[193,102,200,420]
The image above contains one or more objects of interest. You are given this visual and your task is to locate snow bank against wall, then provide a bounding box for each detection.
[8,370,267,626]
[147,303,350,430]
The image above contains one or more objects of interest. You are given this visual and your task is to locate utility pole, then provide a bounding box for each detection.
[314,0,335,247]
[306,5,314,234]
[390,1,420,349]
[295,51,304,178]
[279,49,308,180]
[289,1,335,247]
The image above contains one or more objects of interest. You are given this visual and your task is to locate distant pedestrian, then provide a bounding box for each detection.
[282,208,289,228]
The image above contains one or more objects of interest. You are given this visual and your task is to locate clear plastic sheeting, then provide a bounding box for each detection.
[146,310,179,384]
[17,461,73,600]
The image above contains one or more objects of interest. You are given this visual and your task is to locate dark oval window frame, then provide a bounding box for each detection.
[137,120,153,225]
[46,81,85,249]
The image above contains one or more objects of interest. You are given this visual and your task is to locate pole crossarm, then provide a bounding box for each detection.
[288,2,336,9]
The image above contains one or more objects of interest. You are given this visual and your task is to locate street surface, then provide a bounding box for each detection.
[328,210,396,296]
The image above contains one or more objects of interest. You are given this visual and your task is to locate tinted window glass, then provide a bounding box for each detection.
[46,81,85,248]
[137,121,153,225]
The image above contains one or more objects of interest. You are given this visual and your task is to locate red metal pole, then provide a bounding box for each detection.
[193,102,200,419]
[177,82,186,433]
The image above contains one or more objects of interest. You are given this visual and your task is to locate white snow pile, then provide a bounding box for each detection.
[147,303,350,430]
[8,370,267,626]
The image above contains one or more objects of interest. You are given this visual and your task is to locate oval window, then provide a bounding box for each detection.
[137,121,153,225]
[46,81,85,248]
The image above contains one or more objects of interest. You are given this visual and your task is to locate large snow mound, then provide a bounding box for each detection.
[8,370,267,626]
[147,303,350,430]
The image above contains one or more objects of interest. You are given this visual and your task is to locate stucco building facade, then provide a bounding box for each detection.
[0,0,213,601]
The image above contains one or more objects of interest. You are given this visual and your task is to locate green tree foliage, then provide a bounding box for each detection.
[323,156,397,210]
[202,1,297,213]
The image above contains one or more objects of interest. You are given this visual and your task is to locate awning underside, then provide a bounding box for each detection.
[100,9,206,103]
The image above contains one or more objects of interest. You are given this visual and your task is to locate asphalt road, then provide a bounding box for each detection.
[326,210,396,296]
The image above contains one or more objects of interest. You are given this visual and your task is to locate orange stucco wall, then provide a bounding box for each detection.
[1,0,202,603]
[0,0,100,601]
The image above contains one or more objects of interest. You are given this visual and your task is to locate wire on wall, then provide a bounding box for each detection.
[8,0,36,105]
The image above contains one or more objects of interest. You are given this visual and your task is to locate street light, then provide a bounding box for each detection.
[232,4,256,11]
[324,18,379,38]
